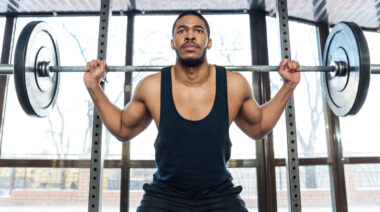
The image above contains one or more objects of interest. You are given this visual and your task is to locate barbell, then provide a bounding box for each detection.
[0,21,377,117]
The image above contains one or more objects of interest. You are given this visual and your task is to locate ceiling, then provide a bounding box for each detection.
[1,0,380,30]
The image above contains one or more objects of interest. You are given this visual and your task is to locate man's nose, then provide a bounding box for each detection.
[185,32,196,41]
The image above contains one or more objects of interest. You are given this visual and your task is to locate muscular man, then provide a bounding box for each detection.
[85,11,300,212]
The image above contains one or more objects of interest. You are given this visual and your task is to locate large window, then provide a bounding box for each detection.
[266,17,328,159]
[1,16,126,160]
[338,30,380,211]
[266,16,332,211]
[340,31,380,157]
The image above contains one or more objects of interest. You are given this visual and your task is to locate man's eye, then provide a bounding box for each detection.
[178,30,185,34]
[196,29,203,33]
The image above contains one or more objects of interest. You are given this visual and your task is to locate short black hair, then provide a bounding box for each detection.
[172,11,210,38]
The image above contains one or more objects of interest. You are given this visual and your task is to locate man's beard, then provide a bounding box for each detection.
[176,48,207,67]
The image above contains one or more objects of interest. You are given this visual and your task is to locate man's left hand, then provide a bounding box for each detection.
[278,59,301,88]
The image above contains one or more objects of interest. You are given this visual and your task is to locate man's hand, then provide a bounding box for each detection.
[84,59,107,89]
[278,59,300,88]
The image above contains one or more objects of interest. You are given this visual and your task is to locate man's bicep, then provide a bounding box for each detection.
[234,96,262,139]
[118,98,152,140]
[119,75,154,137]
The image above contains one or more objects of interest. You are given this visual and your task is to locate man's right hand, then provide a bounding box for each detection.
[84,59,107,89]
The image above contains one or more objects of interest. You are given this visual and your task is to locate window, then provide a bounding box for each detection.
[1,16,126,160]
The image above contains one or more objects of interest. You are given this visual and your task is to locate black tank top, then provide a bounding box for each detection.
[152,65,234,196]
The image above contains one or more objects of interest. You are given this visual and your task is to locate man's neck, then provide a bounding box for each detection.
[173,60,211,87]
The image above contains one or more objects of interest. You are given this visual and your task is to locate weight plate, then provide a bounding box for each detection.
[14,21,60,117]
[323,22,370,117]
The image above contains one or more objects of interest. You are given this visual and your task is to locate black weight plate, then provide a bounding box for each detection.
[323,22,370,117]
[14,21,60,118]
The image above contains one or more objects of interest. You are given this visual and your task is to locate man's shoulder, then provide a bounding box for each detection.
[225,69,247,84]
[133,72,161,98]
[225,68,251,99]
[140,71,161,85]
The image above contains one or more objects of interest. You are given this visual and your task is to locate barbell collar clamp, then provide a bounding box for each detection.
[333,61,348,77]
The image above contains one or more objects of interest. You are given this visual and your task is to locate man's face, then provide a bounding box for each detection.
[171,15,212,67]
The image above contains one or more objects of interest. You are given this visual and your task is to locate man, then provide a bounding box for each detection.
[85,11,300,212]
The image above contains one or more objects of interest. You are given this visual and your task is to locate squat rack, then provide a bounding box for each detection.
[1,0,378,212]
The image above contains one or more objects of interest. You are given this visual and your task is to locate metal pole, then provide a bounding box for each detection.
[88,0,112,211]
[276,0,302,211]
[0,15,15,157]
[0,65,13,74]
[370,64,380,74]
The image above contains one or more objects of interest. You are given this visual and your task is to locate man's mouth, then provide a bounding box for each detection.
[181,43,199,51]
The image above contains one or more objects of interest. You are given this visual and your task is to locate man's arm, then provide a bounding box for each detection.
[84,59,152,141]
[234,59,300,140]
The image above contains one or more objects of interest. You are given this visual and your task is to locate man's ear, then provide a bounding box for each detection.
[171,39,175,50]
[207,38,212,49]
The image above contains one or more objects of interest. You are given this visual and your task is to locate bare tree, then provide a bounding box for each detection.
[44,22,94,189]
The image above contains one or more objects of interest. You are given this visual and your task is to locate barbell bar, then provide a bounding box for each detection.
[0,63,378,74]
[1,63,380,74]
[0,21,376,118]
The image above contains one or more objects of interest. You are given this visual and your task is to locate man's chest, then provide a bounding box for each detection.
[145,86,243,127]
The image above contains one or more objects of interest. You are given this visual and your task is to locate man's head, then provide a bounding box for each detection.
[171,11,212,67]
[172,11,210,39]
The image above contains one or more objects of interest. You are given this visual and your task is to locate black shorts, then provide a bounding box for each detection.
[136,183,249,212]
